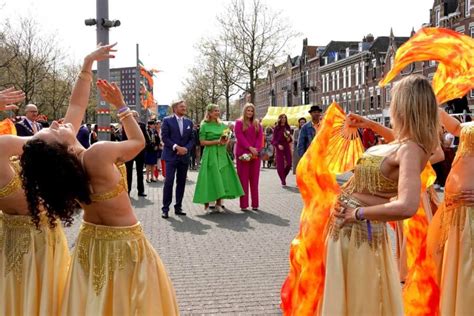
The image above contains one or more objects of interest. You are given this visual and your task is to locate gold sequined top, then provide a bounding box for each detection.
[0,158,22,199]
[89,163,128,202]
[342,151,398,197]
[455,124,474,157]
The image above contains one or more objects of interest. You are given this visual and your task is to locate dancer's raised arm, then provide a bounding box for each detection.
[64,43,117,133]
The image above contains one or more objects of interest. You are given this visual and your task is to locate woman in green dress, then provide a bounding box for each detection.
[193,104,244,212]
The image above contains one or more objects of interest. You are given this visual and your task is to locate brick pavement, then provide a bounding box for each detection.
[63,167,302,315]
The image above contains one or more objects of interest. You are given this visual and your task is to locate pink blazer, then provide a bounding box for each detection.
[234,119,263,157]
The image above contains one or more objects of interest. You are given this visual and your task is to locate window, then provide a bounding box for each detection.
[361,91,365,113]
[471,26,474,38]
[321,97,325,105]
[355,64,359,86]
[376,87,381,109]
[326,74,330,92]
[361,62,365,84]
[348,67,352,87]
[342,93,347,112]
[385,84,391,102]
[342,68,347,89]
[355,92,359,113]
[322,75,326,93]
[347,92,352,112]
[372,59,377,79]
[369,89,374,110]
[336,71,340,90]
[435,6,441,27]
[332,72,336,91]
[466,0,471,17]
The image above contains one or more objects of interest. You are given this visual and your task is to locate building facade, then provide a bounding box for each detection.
[242,0,473,125]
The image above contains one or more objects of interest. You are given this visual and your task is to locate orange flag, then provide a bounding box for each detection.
[379,27,474,105]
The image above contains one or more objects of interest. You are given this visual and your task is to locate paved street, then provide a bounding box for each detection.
[64,167,303,315]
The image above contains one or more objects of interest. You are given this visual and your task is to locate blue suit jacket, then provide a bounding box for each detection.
[161,115,195,162]
[297,121,316,157]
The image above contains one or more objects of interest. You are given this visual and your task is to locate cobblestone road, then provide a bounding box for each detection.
[64,167,303,315]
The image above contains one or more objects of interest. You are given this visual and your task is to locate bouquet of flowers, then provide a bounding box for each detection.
[220,128,230,142]
[238,153,254,162]
[284,129,292,142]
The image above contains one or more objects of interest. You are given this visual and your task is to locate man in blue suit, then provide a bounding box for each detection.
[161,100,195,219]
[297,105,322,158]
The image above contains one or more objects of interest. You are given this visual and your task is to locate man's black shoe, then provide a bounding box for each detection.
[175,210,187,216]
[162,212,169,219]
[138,192,147,197]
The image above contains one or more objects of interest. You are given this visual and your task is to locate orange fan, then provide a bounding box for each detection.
[324,103,365,174]
[0,118,16,135]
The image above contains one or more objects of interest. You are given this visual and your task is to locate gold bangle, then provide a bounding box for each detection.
[78,71,93,83]
[119,112,134,121]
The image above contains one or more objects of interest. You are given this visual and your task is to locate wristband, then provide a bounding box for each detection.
[119,112,133,121]
[117,106,129,114]
[355,207,365,221]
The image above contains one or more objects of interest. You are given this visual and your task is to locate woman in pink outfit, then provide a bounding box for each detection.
[235,103,263,211]
[272,114,292,186]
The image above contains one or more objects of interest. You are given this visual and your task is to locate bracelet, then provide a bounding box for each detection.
[78,70,93,82]
[119,112,134,121]
[355,207,365,221]
[117,109,132,119]
[117,105,129,114]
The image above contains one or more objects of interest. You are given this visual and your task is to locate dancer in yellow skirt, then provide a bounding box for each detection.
[0,88,69,316]
[19,44,179,314]
[427,109,474,315]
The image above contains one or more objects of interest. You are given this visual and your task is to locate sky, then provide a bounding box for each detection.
[0,0,435,105]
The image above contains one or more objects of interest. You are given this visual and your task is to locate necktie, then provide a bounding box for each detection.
[177,117,183,136]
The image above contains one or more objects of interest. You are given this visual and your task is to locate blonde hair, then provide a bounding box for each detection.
[389,75,440,153]
[240,103,260,133]
[171,99,185,111]
[203,104,221,124]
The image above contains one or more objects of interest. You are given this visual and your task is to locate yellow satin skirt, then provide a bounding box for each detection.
[61,221,179,316]
[0,212,70,316]
[427,196,474,315]
[320,193,403,315]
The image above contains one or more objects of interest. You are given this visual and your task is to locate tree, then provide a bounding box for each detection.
[218,0,299,103]
[200,37,241,120]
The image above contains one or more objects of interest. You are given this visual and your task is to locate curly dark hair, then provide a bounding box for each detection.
[20,139,91,229]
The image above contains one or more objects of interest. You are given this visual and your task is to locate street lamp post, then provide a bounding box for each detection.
[84,0,120,141]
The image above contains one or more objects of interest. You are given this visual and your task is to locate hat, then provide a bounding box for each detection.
[309,105,323,113]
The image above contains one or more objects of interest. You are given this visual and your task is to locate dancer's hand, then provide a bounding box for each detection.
[458,190,474,202]
[333,201,357,226]
[347,113,373,129]
[85,42,117,62]
[96,80,125,108]
[0,87,25,109]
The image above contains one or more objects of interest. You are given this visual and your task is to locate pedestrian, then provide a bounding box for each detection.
[297,105,322,158]
[145,120,159,183]
[122,111,149,197]
[292,117,307,174]
[234,103,263,211]
[261,127,274,168]
[160,99,195,219]
[15,103,43,136]
[154,120,164,179]
[226,122,236,161]
[272,114,293,186]
[89,124,98,145]
[189,123,199,170]
[193,104,244,213]
[76,122,91,148]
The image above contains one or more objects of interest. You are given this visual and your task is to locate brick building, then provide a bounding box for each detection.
[242,0,473,125]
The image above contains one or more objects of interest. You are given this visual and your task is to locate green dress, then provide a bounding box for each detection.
[193,121,244,204]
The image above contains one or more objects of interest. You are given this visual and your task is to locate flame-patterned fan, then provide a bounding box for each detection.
[323,102,364,174]
[0,118,16,135]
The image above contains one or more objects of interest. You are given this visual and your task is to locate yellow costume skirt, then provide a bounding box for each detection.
[427,195,474,315]
[320,193,403,315]
[61,221,179,316]
[0,212,70,316]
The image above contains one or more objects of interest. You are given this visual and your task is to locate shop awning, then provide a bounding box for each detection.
[261,105,312,127]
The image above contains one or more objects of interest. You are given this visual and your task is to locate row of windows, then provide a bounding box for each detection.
[321,62,366,93]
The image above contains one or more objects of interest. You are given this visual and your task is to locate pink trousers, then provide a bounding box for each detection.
[236,158,260,209]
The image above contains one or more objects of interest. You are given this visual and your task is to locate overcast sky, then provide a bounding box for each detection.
[0,0,434,105]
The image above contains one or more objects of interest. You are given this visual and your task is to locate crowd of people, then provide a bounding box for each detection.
[0,29,473,316]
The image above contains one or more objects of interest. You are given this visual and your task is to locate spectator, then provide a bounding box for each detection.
[272,114,292,186]
[261,127,274,168]
[77,123,91,148]
[292,117,307,174]
[15,104,43,136]
[297,105,322,157]
[234,103,263,211]
[145,120,159,183]
[90,124,98,145]
[122,111,150,197]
